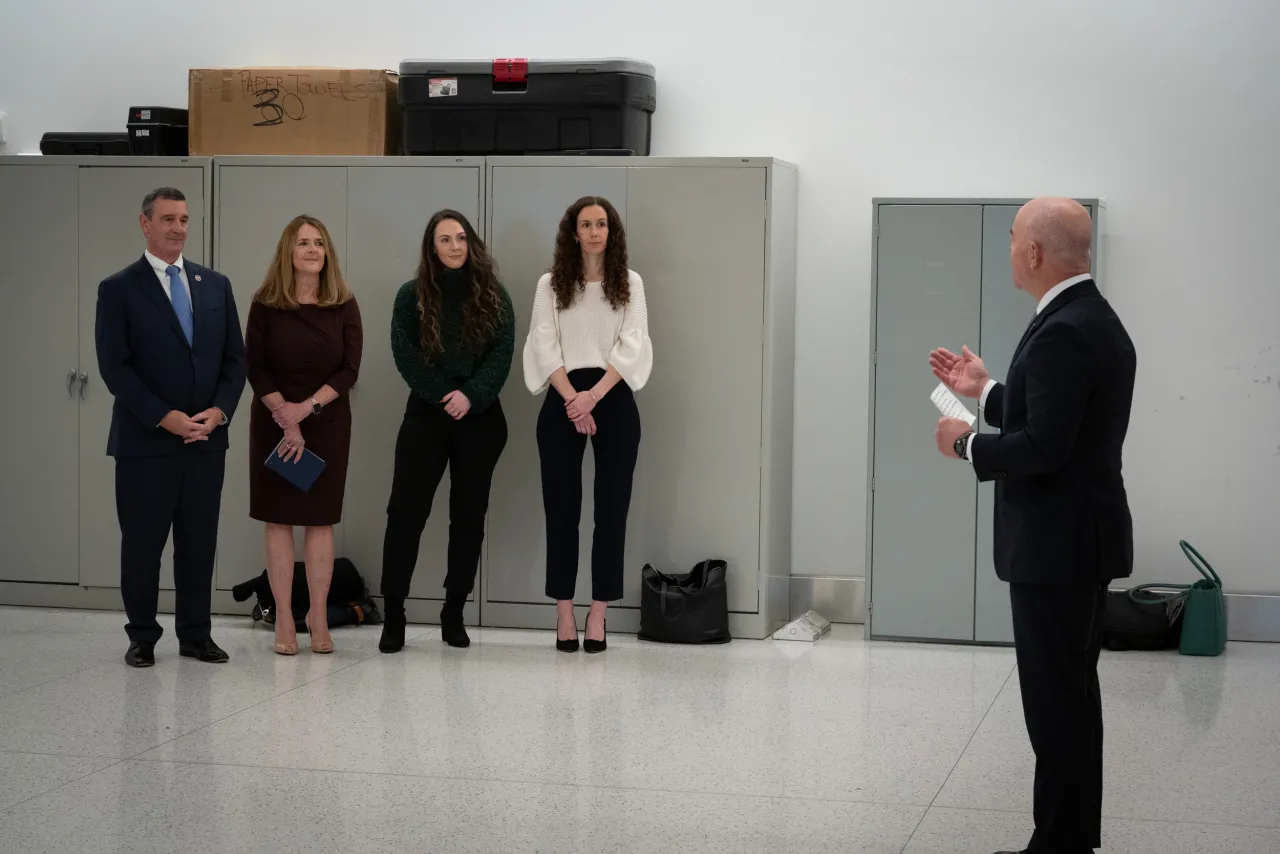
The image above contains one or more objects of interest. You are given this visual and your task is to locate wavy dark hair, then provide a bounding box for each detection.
[550,196,630,311]
[414,210,505,359]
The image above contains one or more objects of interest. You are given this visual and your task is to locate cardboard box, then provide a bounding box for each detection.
[188,68,400,155]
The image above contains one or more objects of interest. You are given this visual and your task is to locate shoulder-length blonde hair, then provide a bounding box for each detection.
[252,215,352,309]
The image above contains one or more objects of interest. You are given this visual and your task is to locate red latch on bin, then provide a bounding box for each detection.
[493,58,528,84]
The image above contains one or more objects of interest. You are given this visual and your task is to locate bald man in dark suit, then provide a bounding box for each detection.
[931,198,1136,854]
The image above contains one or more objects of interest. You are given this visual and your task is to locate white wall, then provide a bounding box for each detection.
[3,0,1279,593]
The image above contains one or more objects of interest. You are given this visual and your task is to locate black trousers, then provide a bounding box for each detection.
[380,396,507,601]
[1010,581,1108,854]
[116,450,226,645]
[537,368,641,602]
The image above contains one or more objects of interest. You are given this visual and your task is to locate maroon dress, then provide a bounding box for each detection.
[245,298,363,526]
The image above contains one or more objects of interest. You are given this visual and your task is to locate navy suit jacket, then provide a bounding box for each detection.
[970,280,1137,586]
[95,256,247,457]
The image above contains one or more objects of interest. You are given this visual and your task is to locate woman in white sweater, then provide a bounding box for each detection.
[522,196,653,653]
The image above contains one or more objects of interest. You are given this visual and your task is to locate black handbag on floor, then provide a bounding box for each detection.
[1101,586,1184,651]
[638,559,732,644]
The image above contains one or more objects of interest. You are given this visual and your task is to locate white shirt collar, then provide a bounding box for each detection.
[1036,273,1092,315]
[144,249,185,277]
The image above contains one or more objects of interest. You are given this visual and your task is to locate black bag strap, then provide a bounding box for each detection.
[1128,583,1190,606]
[659,577,687,622]
[645,560,729,622]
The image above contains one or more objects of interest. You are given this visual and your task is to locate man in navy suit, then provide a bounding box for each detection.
[930,198,1136,854]
[95,187,247,667]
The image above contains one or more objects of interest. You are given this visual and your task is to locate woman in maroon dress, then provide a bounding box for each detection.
[245,215,363,655]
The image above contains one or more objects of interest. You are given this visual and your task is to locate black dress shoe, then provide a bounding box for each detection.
[556,636,579,653]
[440,600,470,648]
[125,642,155,668]
[179,638,229,663]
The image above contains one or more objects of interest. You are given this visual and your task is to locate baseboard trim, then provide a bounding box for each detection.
[789,577,1280,644]
[6,580,1276,643]
[789,575,866,624]
[1223,593,1280,643]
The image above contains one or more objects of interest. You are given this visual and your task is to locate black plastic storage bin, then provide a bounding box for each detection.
[398,58,656,155]
[127,106,189,156]
[39,132,131,155]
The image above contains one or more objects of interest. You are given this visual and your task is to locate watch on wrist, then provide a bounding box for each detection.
[954,432,972,460]
[310,397,323,416]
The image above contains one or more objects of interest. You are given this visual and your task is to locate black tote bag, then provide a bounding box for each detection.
[638,559,731,644]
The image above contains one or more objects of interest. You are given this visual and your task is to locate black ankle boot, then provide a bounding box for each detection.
[440,596,470,648]
[379,597,406,653]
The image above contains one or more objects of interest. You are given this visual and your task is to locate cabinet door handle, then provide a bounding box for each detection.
[67,370,77,399]
[78,372,88,400]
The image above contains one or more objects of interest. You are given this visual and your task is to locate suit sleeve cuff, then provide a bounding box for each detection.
[978,380,997,410]
[216,407,228,426]
[965,432,977,465]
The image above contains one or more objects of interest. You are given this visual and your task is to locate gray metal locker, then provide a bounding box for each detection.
[866,197,1104,644]
[0,163,81,584]
[78,163,211,593]
[973,205,1026,644]
[868,205,984,642]
[211,157,486,624]
[342,162,486,622]
[475,164,628,622]
[211,161,350,595]
[482,157,798,640]
[0,157,212,600]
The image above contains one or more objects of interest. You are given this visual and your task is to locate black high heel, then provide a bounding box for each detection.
[584,618,607,654]
[556,612,579,652]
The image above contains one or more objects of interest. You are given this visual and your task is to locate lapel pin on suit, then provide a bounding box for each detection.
[194,274,202,282]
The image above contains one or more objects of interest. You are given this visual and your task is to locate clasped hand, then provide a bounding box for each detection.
[565,390,598,436]
[161,409,222,444]
[272,401,311,430]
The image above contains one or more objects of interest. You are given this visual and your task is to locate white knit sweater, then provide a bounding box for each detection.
[522,269,653,394]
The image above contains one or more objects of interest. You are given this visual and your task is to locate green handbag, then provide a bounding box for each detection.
[1127,540,1227,657]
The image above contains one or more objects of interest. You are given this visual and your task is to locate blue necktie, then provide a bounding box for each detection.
[167,265,193,345]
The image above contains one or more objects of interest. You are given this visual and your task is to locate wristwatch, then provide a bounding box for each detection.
[310,397,323,416]
[954,432,972,460]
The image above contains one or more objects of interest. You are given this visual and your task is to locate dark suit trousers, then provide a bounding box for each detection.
[380,398,508,601]
[1010,582,1107,854]
[537,368,641,603]
[116,450,226,645]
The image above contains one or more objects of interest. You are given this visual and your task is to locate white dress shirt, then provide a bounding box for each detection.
[965,273,1092,463]
[142,250,227,427]
[144,250,192,302]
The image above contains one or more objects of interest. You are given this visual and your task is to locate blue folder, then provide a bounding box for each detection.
[264,438,326,492]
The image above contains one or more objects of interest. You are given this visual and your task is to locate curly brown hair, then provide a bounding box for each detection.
[550,196,630,311]
[414,210,505,359]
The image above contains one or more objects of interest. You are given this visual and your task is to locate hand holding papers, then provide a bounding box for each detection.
[931,382,976,427]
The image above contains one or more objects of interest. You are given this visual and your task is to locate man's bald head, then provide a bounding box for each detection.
[1009,197,1093,296]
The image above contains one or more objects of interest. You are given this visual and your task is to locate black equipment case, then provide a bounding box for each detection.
[398,58,656,156]
[39,132,130,156]
[127,106,189,156]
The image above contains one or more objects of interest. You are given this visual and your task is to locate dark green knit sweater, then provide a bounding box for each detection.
[390,269,515,413]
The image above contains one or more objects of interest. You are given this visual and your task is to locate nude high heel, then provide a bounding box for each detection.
[305,616,333,654]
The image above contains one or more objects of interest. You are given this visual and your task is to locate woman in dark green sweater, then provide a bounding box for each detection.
[379,209,515,652]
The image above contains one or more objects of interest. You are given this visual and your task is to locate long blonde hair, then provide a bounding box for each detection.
[252,215,352,309]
